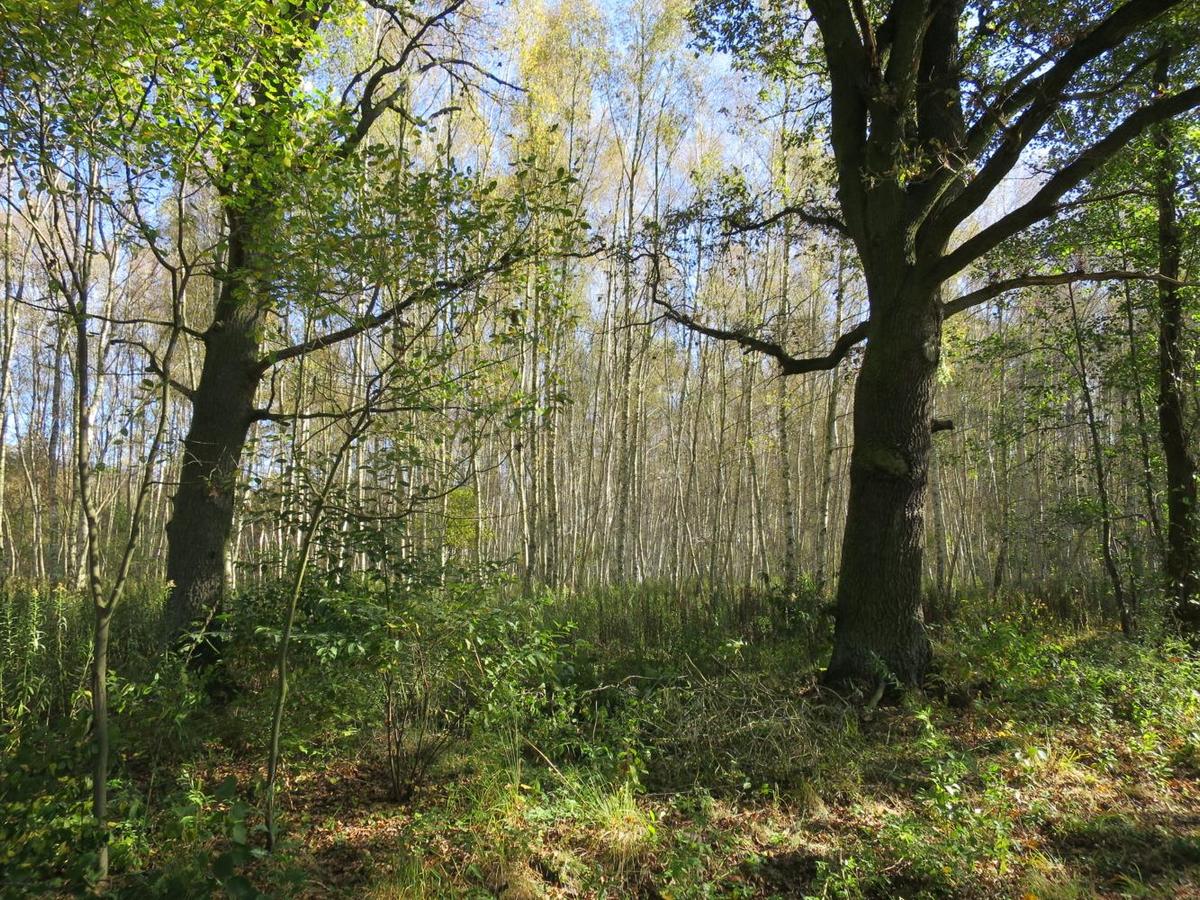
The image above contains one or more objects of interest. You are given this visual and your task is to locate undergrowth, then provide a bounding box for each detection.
[3,579,1199,898]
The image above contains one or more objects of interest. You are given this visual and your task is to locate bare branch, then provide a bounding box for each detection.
[343,0,470,154]
[944,268,1179,318]
[655,297,868,376]
[725,202,849,238]
[111,337,195,399]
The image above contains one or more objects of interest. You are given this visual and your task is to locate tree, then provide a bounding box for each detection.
[1153,45,1200,628]
[152,0,535,651]
[683,0,1200,686]
[0,0,549,650]
[0,10,197,877]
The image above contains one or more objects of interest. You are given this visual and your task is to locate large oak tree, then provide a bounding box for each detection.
[686,0,1200,685]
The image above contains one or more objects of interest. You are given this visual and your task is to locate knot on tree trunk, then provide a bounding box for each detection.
[858,444,911,478]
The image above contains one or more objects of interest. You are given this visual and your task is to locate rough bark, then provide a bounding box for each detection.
[164,210,269,650]
[1154,46,1200,628]
[825,280,941,687]
[805,0,1195,687]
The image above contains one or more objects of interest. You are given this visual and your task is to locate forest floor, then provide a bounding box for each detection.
[232,612,1200,899]
[7,591,1200,898]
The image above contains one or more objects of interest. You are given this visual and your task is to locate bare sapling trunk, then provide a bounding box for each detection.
[264,374,385,848]
[1067,284,1134,634]
[74,241,185,886]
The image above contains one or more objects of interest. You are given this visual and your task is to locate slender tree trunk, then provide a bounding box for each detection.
[777,370,797,594]
[90,606,111,881]
[264,384,375,846]
[0,167,13,577]
[48,323,66,578]
[1067,284,1133,635]
[929,437,951,614]
[815,256,846,596]
[1120,275,1165,558]
[776,225,798,596]
[76,305,112,885]
[990,301,1012,598]
[0,270,16,576]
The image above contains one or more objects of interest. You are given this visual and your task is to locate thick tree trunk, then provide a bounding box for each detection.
[825,282,940,688]
[164,213,267,649]
[1154,47,1200,628]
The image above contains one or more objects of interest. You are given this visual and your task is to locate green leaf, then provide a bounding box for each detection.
[223,874,257,899]
[214,775,238,801]
[212,849,237,881]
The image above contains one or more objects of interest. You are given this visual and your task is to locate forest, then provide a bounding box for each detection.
[2,0,1200,896]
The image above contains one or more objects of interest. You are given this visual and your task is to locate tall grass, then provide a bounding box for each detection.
[0,581,166,729]
[542,577,826,659]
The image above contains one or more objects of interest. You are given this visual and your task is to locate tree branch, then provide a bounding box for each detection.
[725,202,849,237]
[808,0,870,239]
[963,0,1179,169]
[255,249,524,374]
[342,0,470,155]
[943,269,1177,318]
[933,82,1200,281]
[111,338,195,400]
[919,0,1183,246]
[655,298,868,375]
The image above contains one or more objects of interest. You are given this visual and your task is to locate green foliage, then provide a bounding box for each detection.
[1,712,107,892]
[0,654,207,893]
[8,577,1200,896]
